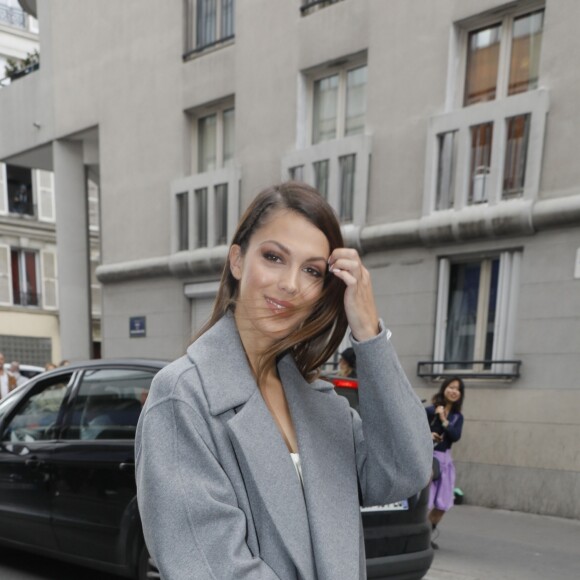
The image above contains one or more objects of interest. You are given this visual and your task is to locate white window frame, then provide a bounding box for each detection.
[0,164,7,215]
[187,0,235,54]
[170,166,241,253]
[11,247,41,308]
[449,1,545,111]
[34,169,56,223]
[281,133,371,227]
[190,99,235,174]
[433,250,521,376]
[300,53,367,149]
[40,248,58,311]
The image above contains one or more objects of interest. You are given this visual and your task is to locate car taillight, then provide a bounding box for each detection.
[332,378,358,389]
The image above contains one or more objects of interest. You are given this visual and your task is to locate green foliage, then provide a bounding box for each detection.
[3,49,40,80]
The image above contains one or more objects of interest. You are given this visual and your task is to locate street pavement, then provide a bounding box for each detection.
[424,504,580,580]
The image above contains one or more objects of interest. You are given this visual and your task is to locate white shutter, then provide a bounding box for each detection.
[0,244,13,305]
[41,249,58,310]
[0,163,7,215]
[36,170,56,222]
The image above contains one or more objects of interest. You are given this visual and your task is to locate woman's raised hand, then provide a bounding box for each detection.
[328,248,380,341]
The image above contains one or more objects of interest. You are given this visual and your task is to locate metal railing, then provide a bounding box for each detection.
[0,3,26,28]
[0,61,39,87]
[301,0,343,15]
[417,360,522,381]
[14,291,41,307]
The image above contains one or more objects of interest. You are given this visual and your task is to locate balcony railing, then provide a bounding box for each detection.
[13,290,41,307]
[0,3,26,28]
[417,360,522,381]
[301,0,343,15]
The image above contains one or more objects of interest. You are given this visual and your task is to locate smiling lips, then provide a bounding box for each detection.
[265,296,296,316]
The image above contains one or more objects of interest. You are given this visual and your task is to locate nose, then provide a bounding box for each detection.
[279,267,299,295]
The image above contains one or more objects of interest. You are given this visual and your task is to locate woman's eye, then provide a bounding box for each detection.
[263,252,282,263]
[304,266,322,278]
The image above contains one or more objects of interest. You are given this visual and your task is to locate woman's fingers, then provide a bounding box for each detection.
[329,248,379,341]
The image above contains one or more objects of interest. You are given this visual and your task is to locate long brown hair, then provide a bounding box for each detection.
[432,376,465,413]
[196,181,348,383]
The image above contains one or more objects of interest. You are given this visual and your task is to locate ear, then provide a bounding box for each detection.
[229,244,243,280]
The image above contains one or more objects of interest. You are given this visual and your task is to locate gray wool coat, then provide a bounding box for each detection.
[135,313,432,580]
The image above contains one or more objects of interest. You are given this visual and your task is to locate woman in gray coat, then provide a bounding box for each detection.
[136,182,432,580]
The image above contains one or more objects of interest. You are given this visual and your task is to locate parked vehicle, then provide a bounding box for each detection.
[321,370,434,580]
[2,363,44,381]
[0,358,432,580]
[0,359,166,580]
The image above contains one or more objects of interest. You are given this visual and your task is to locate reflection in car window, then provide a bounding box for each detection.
[65,368,154,441]
[1,376,72,442]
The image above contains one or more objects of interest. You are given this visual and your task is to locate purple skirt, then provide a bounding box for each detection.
[429,449,456,512]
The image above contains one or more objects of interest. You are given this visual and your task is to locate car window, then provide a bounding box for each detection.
[64,368,155,441]
[1,375,73,443]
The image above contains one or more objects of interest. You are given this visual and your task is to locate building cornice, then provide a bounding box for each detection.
[96,192,580,284]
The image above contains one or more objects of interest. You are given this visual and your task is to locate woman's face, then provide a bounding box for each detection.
[230,209,330,352]
[443,381,462,405]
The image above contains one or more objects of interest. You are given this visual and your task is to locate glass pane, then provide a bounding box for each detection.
[24,251,38,306]
[503,114,530,197]
[196,0,216,48]
[345,65,367,137]
[11,249,21,305]
[214,184,228,246]
[65,369,153,440]
[469,122,493,204]
[339,154,356,222]
[223,108,235,167]
[177,192,189,251]
[464,24,501,106]
[198,114,217,172]
[6,165,34,216]
[2,377,71,442]
[484,258,500,368]
[313,160,329,199]
[444,262,481,369]
[221,0,235,38]
[508,10,544,96]
[312,74,338,144]
[289,165,304,181]
[195,188,208,247]
[436,131,457,210]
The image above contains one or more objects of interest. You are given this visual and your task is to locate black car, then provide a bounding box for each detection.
[0,359,166,580]
[322,372,434,580]
[0,359,432,580]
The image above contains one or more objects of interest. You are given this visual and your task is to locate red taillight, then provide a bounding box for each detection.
[331,378,358,390]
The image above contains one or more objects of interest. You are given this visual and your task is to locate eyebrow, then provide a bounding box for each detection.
[261,240,328,263]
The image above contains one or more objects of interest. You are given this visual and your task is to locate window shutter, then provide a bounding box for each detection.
[36,170,56,222]
[0,163,7,215]
[41,249,58,310]
[0,244,12,305]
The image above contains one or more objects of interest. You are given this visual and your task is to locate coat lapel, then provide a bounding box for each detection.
[189,314,317,580]
[279,355,361,580]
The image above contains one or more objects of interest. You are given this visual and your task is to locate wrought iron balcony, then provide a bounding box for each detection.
[13,290,41,307]
[417,360,522,381]
[0,3,26,28]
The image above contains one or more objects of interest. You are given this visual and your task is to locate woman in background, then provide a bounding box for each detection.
[426,376,465,549]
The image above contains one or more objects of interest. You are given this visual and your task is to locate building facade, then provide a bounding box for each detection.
[0,0,578,517]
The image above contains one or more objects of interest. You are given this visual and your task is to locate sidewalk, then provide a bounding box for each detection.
[423,505,580,580]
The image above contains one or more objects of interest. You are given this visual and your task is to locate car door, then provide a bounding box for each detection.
[50,366,156,565]
[0,372,73,550]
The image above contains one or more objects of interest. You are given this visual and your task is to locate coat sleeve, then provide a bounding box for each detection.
[135,390,281,580]
[444,412,464,443]
[350,322,433,506]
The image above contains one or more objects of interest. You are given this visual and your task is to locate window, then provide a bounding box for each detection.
[64,368,154,441]
[464,9,544,106]
[1,376,71,442]
[6,165,34,216]
[185,0,235,55]
[171,102,239,251]
[11,249,40,307]
[433,251,521,375]
[312,63,367,145]
[282,54,370,226]
[424,4,547,213]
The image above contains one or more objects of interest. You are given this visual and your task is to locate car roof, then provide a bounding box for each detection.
[39,358,170,375]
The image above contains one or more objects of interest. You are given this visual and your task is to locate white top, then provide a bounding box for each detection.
[290,452,304,488]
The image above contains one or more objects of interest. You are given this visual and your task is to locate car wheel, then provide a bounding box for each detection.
[138,544,161,580]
